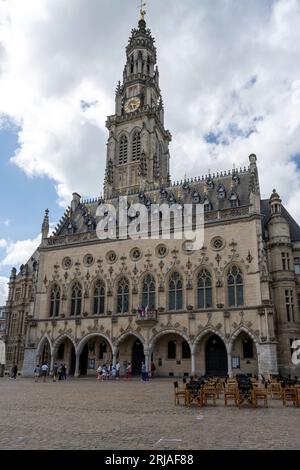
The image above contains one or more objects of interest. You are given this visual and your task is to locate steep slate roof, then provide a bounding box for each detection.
[261,199,300,242]
[53,167,252,237]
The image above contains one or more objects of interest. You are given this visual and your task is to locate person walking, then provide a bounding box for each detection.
[41,363,48,383]
[52,362,58,382]
[11,364,18,379]
[125,362,132,379]
[97,364,102,381]
[101,364,107,380]
[141,362,147,382]
[115,361,120,380]
[111,364,116,379]
[34,364,40,382]
[61,363,67,380]
[151,361,156,378]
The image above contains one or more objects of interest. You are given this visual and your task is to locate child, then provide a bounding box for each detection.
[34,364,40,382]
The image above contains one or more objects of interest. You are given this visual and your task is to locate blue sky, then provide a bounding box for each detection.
[0,0,300,304]
[0,128,63,279]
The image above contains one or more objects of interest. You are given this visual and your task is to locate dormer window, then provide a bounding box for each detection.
[206,178,214,190]
[203,198,212,212]
[232,173,240,185]
[192,190,200,204]
[217,185,226,200]
[229,193,239,208]
[67,223,75,234]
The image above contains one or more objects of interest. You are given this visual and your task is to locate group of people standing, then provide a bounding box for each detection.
[34,362,67,382]
[10,360,157,381]
[96,361,121,380]
[96,361,156,381]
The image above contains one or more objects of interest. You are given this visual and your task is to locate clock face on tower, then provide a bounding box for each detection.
[124,96,141,113]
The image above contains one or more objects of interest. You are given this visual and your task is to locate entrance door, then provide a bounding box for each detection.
[79,343,88,376]
[205,335,228,377]
[132,340,144,375]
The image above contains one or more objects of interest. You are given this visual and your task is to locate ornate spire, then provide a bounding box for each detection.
[41,209,49,239]
[104,9,171,198]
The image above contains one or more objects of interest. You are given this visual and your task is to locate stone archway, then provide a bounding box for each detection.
[149,329,192,378]
[115,332,145,376]
[230,330,258,377]
[132,339,145,375]
[52,335,76,376]
[76,333,114,376]
[192,329,228,377]
[36,336,52,367]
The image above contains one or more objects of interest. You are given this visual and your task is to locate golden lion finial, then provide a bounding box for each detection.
[139,1,146,20]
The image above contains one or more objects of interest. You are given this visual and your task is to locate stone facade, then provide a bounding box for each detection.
[4,16,300,379]
[0,306,6,374]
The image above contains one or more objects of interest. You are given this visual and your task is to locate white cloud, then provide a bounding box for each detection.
[0,234,41,268]
[0,239,7,248]
[0,276,8,306]
[0,0,299,222]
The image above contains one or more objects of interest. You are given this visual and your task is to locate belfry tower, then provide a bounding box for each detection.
[104,7,172,198]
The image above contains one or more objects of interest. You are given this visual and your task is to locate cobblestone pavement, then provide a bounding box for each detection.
[0,377,299,450]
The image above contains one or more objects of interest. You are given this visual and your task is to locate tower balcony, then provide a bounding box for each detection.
[135,309,158,326]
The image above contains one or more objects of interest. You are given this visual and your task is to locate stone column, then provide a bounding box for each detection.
[227,352,233,378]
[191,352,196,376]
[112,348,117,367]
[50,354,54,373]
[74,354,80,378]
[144,348,150,376]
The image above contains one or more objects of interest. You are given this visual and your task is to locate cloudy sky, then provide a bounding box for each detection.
[0,0,300,303]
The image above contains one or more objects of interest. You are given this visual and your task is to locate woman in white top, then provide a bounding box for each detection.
[97,365,102,381]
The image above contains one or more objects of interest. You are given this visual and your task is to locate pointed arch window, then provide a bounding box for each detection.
[93,279,105,315]
[71,281,82,316]
[227,265,244,307]
[130,55,134,74]
[119,135,128,165]
[147,55,151,74]
[142,274,156,309]
[132,131,141,161]
[117,277,129,313]
[49,284,60,317]
[169,272,183,311]
[197,269,212,309]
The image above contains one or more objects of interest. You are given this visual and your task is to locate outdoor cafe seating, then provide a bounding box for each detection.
[174,373,299,408]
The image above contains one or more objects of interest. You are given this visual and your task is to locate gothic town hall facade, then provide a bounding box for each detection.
[4,16,300,379]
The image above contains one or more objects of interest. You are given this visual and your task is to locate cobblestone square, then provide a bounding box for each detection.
[0,377,299,450]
